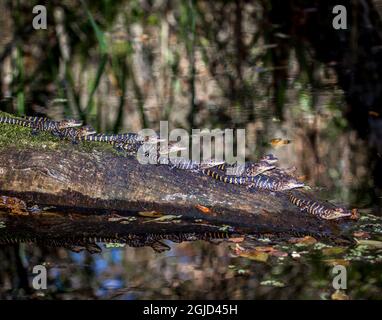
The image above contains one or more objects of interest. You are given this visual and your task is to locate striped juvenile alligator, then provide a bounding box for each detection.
[216,154,278,176]
[203,168,304,191]
[80,132,184,156]
[0,115,82,135]
[54,125,97,143]
[287,191,352,220]
[22,115,83,134]
[80,132,163,144]
[167,157,225,171]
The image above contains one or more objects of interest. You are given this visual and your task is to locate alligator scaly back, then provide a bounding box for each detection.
[80,132,163,144]
[167,157,225,171]
[216,154,278,176]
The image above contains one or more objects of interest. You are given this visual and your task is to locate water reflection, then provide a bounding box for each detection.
[0,210,381,299]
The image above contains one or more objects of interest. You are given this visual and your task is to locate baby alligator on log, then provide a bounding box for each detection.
[202,168,304,191]
[54,125,97,143]
[215,155,279,176]
[80,132,163,144]
[287,190,352,220]
[80,133,184,156]
[0,115,82,136]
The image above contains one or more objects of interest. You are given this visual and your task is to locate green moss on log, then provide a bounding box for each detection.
[0,111,117,155]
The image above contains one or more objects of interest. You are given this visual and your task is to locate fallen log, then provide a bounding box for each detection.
[0,115,354,240]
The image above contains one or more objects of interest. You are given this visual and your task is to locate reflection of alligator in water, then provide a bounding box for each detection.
[0,212,234,253]
[0,232,231,253]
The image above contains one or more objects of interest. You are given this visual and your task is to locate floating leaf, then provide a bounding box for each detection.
[369,111,380,117]
[236,269,249,275]
[150,215,182,222]
[291,252,301,259]
[108,216,137,223]
[255,246,288,257]
[322,247,346,256]
[260,280,285,287]
[289,236,317,245]
[234,245,269,262]
[331,290,349,300]
[138,211,163,218]
[353,231,370,239]
[356,239,382,249]
[241,251,269,262]
[323,259,350,267]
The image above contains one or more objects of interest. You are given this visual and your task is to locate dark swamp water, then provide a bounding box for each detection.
[1,1,382,299]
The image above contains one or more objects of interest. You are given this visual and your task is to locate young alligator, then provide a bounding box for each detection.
[167,157,225,171]
[203,168,304,191]
[287,191,352,220]
[80,132,163,144]
[22,115,83,134]
[80,132,182,156]
[216,154,278,176]
[53,125,97,143]
[0,115,82,135]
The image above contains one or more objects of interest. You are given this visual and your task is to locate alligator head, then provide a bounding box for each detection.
[58,119,83,129]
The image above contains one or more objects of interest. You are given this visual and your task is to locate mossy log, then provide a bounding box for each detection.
[0,114,353,240]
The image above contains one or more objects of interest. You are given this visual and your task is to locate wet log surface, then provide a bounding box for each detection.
[0,121,354,241]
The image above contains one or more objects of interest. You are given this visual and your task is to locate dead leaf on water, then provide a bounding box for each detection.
[260,280,285,287]
[323,259,350,267]
[322,247,346,256]
[108,216,137,223]
[353,231,370,239]
[149,215,182,222]
[138,211,163,218]
[233,245,269,262]
[254,246,288,257]
[356,239,382,249]
[289,236,317,245]
[240,251,269,262]
[331,290,350,300]
[369,111,380,117]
